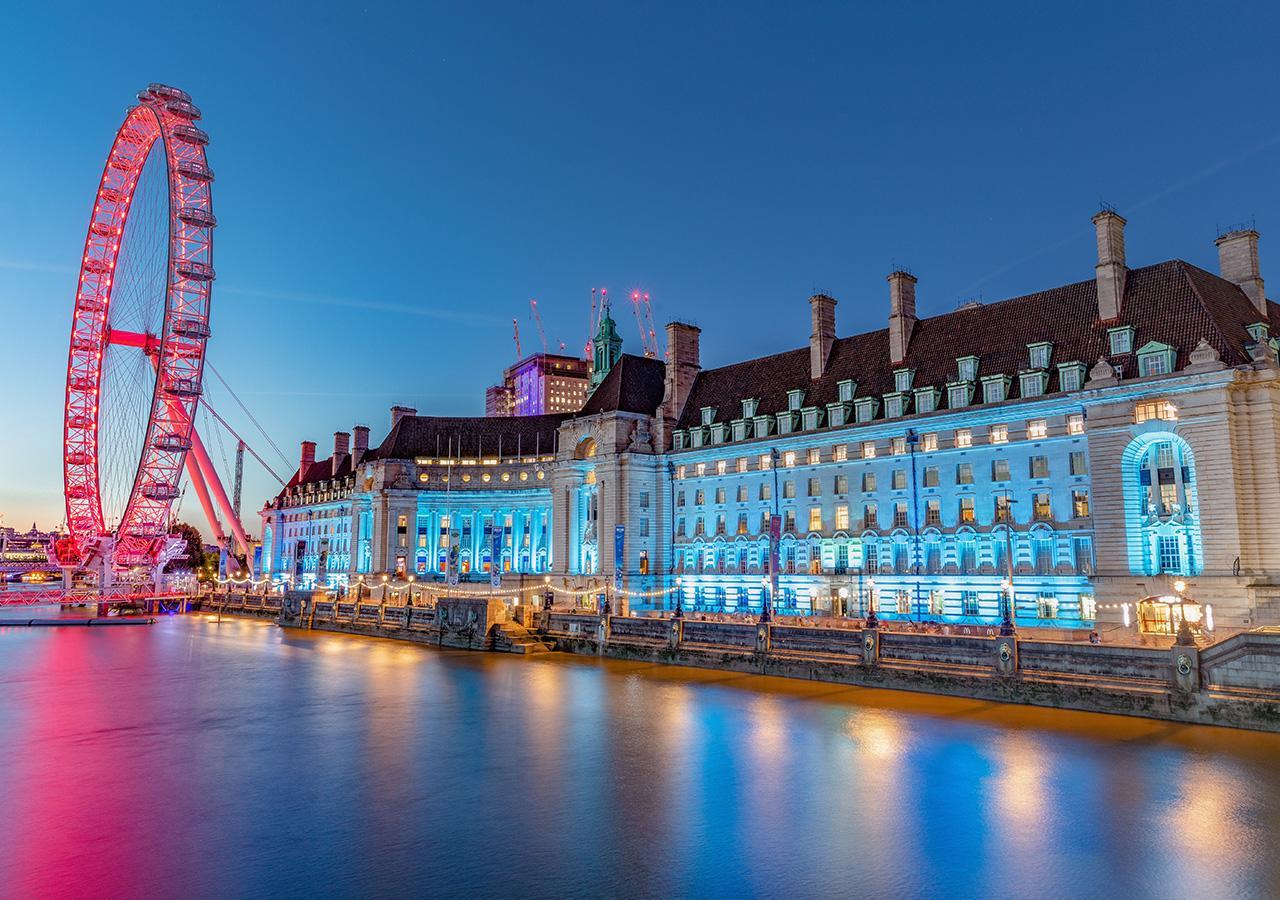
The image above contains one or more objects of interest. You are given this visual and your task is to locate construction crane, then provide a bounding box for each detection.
[529,298,548,354]
[232,440,244,519]
[630,291,649,356]
[641,292,660,359]
[512,318,522,359]
[629,290,661,358]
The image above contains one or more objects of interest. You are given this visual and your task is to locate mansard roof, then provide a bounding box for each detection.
[678,260,1276,428]
[369,413,571,461]
[580,353,666,416]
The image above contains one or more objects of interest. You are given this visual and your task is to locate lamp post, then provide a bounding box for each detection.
[763,448,780,623]
[837,586,848,618]
[999,490,1016,636]
[865,576,879,628]
[674,575,684,619]
[906,428,923,623]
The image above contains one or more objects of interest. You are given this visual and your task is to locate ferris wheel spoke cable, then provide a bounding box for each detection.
[197,396,288,487]
[205,360,294,473]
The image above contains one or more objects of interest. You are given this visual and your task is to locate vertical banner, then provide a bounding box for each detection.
[317,538,329,586]
[614,525,625,590]
[252,544,263,580]
[490,527,502,588]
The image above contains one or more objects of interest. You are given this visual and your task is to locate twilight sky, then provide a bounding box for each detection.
[1,2,1279,536]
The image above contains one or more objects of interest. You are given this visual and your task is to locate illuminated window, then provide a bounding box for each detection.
[676,465,686,479]
[716,459,727,476]
[807,447,821,465]
[737,457,749,473]
[1072,489,1090,518]
[922,432,938,452]
[808,507,823,531]
[835,504,850,530]
[1135,400,1177,423]
[1067,413,1085,435]
[958,496,975,524]
[784,451,797,468]
[995,494,1011,522]
[892,437,907,456]
[955,428,972,448]
[1033,491,1052,521]
[695,490,705,505]
[1027,419,1048,440]
[990,424,1008,444]
[760,453,772,470]
[862,441,876,459]
[696,463,707,477]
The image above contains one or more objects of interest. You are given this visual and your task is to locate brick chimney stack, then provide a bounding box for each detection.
[1092,209,1127,322]
[390,405,417,429]
[332,431,350,476]
[809,294,837,380]
[888,271,917,365]
[662,321,702,426]
[299,440,316,480]
[352,425,370,466]
[1215,229,1267,316]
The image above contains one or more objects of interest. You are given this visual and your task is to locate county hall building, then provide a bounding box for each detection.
[259,210,1280,632]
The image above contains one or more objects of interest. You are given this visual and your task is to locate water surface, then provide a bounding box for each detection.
[0,616,1277,898]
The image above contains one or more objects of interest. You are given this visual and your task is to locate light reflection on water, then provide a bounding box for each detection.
[0,616,1277,899]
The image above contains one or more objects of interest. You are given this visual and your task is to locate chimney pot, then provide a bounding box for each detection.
[299,440,316,479]
[332,431,350,476]
[352,425,370,466]
[390,405,417,429]
[888,271,918,365]
[809,294,837,380]
[1092,209,1127,321]
[662,321,702,431]
[1215,229,1267,316]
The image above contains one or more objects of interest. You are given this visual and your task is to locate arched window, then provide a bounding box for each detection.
[1122,433,1203,576]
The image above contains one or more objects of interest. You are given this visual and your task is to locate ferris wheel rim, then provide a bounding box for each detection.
[62,85,215,568]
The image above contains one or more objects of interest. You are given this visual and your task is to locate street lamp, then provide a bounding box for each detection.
[837,586,849,618]
[1000,577,1015,636]
[1173,579,1195,645]
[865,576,878,628]
[674,575,684,619]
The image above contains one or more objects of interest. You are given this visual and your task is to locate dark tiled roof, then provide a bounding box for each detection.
[580,353,667,416]
[369,413,572,461]
[679,260,1275,428]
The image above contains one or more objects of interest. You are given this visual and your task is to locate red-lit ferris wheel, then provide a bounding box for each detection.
[62,84,245,574]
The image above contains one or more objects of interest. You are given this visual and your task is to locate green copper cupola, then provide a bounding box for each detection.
[591,305,624,388]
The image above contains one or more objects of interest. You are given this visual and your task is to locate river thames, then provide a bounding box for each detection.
[0,615,1277,899]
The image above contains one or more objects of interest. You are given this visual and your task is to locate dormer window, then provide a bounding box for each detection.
[948,382,973,409]
[1019,371,1048,398]
[1058,362,1085,393]
[787,389,804,411]
[753,414,773,437]
[742,398,758,418]
[913,386,938,414]
[801,408,821,431]
[1027,342,1052,370]
[884,394,908,419]
[710,423,728,444]
[957,356,979,383]
[1136,341,1175,377]
[673,430,687,450]
[827,403,847,427]
[777,413,794,435]
[732,420,749,442]
[690,428,705,448]
[1108,326,1135,355]
[981,375,1009,404]
[700,406,716,426]
[854,398,878,423]
[838,379,856,402]
[893,369,914,393]
[1247,322,1270,343]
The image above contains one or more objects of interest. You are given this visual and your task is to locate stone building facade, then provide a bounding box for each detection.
[261,212,1280,631]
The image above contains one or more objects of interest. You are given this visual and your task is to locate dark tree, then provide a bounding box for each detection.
[167,522,207,573]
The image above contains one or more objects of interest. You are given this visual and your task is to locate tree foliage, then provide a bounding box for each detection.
[167,521,207,573]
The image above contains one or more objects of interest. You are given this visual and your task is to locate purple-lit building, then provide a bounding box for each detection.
[486,353,590,416]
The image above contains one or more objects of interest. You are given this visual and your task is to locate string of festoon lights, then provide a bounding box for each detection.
[215,572,681,604]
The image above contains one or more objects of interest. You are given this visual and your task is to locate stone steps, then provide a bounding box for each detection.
[493,622,553,654]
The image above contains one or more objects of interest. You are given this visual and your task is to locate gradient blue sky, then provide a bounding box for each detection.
[2,2,1279,536]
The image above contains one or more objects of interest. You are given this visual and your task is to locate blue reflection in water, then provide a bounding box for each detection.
[0,616,1277,899]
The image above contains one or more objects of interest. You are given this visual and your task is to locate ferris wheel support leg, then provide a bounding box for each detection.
[186,428,253,560]
[182,446,234,562]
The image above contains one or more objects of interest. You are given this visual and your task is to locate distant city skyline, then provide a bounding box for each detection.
[2,2,1279,534]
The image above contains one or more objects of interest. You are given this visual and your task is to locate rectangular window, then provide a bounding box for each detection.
[1072,489,1090,518]
[1109,328,1133,355]
[989,424,1009,444]
[1037,592,1059,620]
[716,514,726,535]
[1029,344,1051,370]
[995,494,1012,522]
[962,591,980,616]
[676,518,686,537]
[892,436,907,456]
[807,448,821,465]
[862,441,877,459]
[1033,491,1052,521]
[735,484,747,502]
[955,428,972,449]
[808,507,823,532]
[892,469,907,490]
[992,459,1010,481]
[783,480,796,499]
[808,477,821,497]
[835,474,848,494]
[696,463,706,477]
[784,451,797,468]
[863,503,878,530]
[893,502,909,528]
[788,390,803,411]
[833,444,848,462]
[1159,535,1181,573]
[737,457,749,473]
[1074,537,1095,574]
[923,466,939,487]
[983,380,1006,404]
[916,391,936,414]
[639,491,649,508]
[925,499,941,525]
[737,514,749,535]
[695,490,705,505]
[1027,419,1048,440]
[759,483,771,501]
[715,487,726,504]
[835,504,850,530]
[760,453,772,470]
[958,496,975,524]
[894,370,913,392]
[956,463,974,485]
[838,380,854,402]
[784,509,797,532]
[922,432,938,452]
[958,357,978,382]
[676,465,686,479]
[1067,413,1085,434]
[1135,400,1177,423]
[1060,367,1081,392]
[1069,451,1087,476]
[1029,456,1049,479]
[862,472,877,492]
[716,459,727,476]
[640,519,650,537]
